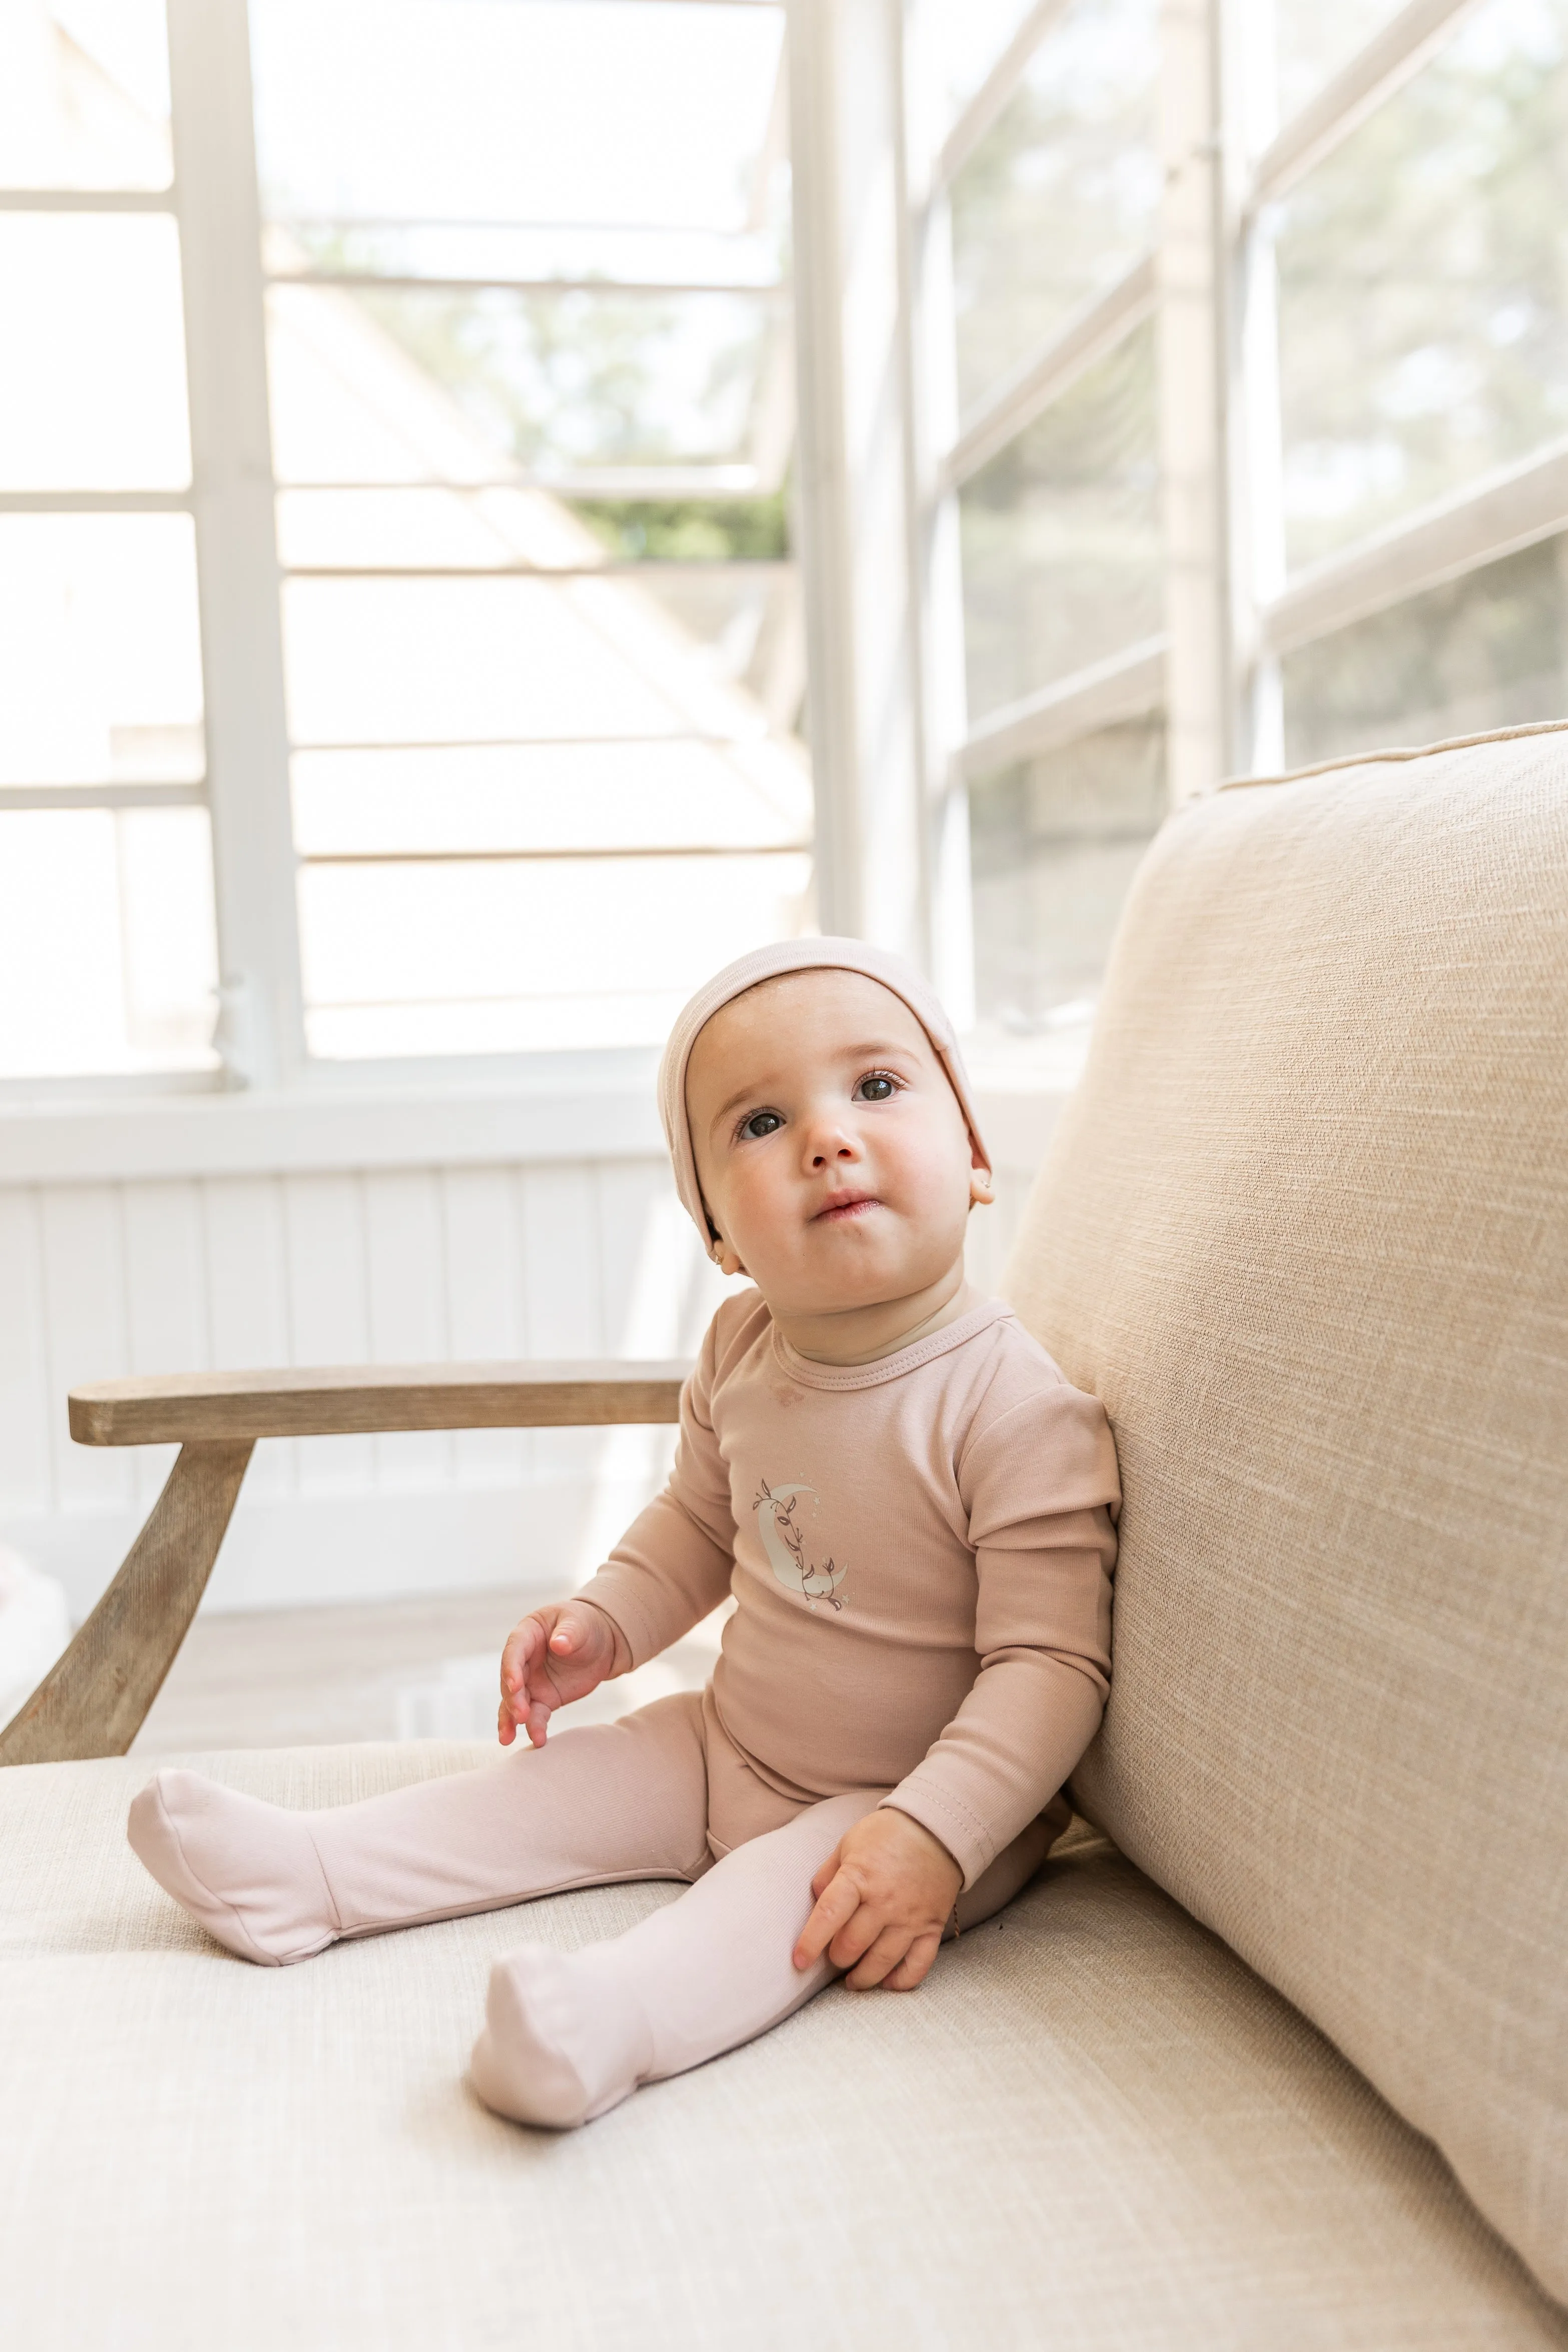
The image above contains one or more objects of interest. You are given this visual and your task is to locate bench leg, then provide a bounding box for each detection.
[0,1440,254,1767]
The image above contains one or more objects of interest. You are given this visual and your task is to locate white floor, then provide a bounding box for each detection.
[132,1587,725,1755]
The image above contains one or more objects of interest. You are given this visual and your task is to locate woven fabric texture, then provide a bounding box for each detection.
[3,1744,1562,2351]
[1005,726,1568,2305]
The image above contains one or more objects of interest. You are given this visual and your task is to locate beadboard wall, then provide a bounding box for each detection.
[0,1087,1054,1622]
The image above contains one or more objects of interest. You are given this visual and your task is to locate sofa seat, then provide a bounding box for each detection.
[4,1741,1560,2350]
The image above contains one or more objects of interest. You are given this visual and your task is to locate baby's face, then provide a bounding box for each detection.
[686,970,986,1318]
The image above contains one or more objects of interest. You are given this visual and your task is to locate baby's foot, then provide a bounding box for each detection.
[128,1769,340,1966]
[470,1945,654,2129]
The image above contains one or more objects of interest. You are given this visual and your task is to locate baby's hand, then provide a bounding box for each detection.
[792,1808,962,1991]
[497,1601,628,1748]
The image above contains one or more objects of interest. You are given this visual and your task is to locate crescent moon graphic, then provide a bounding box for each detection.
[757,1482,815,1592]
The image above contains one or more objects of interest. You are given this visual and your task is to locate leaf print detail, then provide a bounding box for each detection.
[753,1477,847,1611]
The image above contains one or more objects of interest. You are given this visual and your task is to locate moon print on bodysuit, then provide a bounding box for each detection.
[753,1478,847,1610]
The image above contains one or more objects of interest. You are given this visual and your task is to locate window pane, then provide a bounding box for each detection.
[255,0,807,1065]
[298,852,812,1059]
[0,215,190,490]
[0,517,203,785]
[1271,0,1414,125]
[950,0,1159,412]
[1282,537,1568,767]
[1276,0,1568,572]
[281,575,786,746]
[1,0,172,191]
[0,807,217,1077]
[250,0,785,235]
[959,323,1160,720]
[266,281,783,488]
[291,740,811,857]
[969,714,1167,1058]
[629,568,803,716]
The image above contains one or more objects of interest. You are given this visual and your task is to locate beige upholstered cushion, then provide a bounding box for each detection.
[3,1744,1563,2349]
[1006,725,1568,2305]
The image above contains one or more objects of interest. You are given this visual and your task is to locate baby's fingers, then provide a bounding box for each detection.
[844,1926,914,1991]
[523,1689,558,1749]
[499,1618,541,1701]
[809,1844,844,1904]
[877,1931,943,1992]
[792,1865,861,1972]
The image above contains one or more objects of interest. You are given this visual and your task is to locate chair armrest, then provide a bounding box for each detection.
[68,1360,691,1446]
[2,1361,691,1769]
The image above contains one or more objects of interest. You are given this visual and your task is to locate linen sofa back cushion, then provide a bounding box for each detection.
[1005,726,1568,2305]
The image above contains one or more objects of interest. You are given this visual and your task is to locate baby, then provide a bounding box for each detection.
[128,938,1119,2128]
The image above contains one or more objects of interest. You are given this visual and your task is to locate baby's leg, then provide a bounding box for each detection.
[470,1795,1073,2128]
[470,1788,879,2127]
[127,1693,711,1968]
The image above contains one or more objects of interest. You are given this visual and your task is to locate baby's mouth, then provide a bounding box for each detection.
[813,1192,878,1224]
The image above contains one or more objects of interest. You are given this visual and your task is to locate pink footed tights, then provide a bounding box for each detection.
[128,1690,1056,2128]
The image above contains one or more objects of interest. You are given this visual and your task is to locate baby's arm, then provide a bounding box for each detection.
[879,1383,1119,1888]
[796,1380,1118,1968]
[497,1325,738,1747]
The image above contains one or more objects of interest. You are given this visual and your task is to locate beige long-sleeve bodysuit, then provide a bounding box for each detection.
[128,1285,1119,2124]
[582,1288,1118,1886]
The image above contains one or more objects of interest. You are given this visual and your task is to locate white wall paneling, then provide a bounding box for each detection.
[0,1190,51,1520]
[39,1186,135,1522]
[0,1151,724,1621]
[0,1087,1062,1627]
[200,1175,293,1502]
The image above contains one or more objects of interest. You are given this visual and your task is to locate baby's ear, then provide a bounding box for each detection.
[969,1164,994,1206]
[707,1227,748,1278]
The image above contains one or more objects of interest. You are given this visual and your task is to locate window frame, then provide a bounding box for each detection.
[1,0,812,1101]
[907,0,1560,851]
[4,0,1555,1105]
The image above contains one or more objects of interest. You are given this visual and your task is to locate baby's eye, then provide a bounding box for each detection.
[855,1072,898,1102]
[740,1109,783,1140]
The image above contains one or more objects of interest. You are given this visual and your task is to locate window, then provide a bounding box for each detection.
[914,0,1166,1064]
[1,0,219,1081]
[2,0,806,1085]
[912,0,1568,1065]
[7,0,1564,1093]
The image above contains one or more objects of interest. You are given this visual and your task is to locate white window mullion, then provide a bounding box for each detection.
[915,193,975,1023]
[1253,0,1483,205]
[1233,220,1286,774]
[945,258,1158,493]
[1263,437,1568,657]
[165,0,303,1088]
[1157,0,1236,800]
[788,0,860,938]
[935,0,1073,187]
[903,0,973,1017]
[961,638,1166,777]
[787,0,926,963]
[1223,0,1286,775]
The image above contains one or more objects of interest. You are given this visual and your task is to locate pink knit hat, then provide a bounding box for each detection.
[658,936,989,1240]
